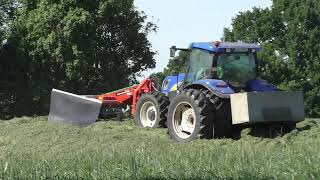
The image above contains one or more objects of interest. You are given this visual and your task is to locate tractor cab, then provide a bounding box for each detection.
[170,42,261,90]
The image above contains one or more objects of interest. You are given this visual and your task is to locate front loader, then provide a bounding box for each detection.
[49,41,305,142]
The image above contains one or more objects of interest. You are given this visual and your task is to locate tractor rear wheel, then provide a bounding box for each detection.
[134,92,169,128]
[203,90,232,138]
[167,89,214,142]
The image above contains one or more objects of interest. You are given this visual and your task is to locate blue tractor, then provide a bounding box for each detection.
[134,41,304,142]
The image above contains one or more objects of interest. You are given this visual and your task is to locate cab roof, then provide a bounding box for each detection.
[189,42,261,53]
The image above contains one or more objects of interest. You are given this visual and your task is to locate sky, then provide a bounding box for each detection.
[134,0,272,79]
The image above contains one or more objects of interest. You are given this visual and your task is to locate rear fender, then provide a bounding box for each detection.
[248,79,277,92]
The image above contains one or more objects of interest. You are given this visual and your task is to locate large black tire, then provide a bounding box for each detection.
[167,89,214,142]
[203,90,232,138]
[134,91,169,128]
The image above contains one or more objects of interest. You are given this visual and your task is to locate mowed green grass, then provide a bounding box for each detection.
[0,117,319,179]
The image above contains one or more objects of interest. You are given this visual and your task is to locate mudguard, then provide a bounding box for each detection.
[185,79,235,98]
[248,79,276,92]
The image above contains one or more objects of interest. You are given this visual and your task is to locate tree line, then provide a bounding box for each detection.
[1,0,319,119]
[0,0,156,119]
[155,0,320,117]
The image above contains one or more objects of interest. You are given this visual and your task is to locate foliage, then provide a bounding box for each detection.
[223,0,320,117]
[0,0,16,45]
[0,117,319,179]
[0,0,156,118]
[153,51,189,85]
[0,3,4,45]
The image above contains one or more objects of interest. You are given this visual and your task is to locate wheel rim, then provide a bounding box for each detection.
[172,102,196,139]
[140,101,157,127]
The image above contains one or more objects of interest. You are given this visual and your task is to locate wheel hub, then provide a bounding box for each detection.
[181,109,195,134]
[140,102,157,127]
[147,108,156,121]
[172,102,196,139]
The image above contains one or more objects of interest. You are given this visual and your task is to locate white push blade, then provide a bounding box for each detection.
[48,89,102,127]
[231,91,305,125]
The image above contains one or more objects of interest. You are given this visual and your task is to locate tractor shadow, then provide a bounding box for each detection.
[231,120,319,140]
[96,117,129,122]
[231,127,289,140]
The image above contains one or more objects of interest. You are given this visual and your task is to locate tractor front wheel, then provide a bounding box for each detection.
[167,89,214,142]
[134,92,169,128]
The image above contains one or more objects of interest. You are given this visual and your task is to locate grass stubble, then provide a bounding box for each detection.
[0,117,319,179]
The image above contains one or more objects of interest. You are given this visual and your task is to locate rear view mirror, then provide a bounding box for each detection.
[170,46,176,57]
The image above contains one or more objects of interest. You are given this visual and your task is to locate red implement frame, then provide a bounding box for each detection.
[95,78,157,116]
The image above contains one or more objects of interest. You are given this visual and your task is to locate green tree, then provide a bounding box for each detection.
[224,0,320,117]
[0,0,14,45]
[1,0,156,118]
[0,0,20,119]
[153,51,189,85]
[163,51,189,75]
[0,1,7,45]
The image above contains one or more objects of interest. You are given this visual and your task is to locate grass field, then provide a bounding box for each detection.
[0,117,319,179]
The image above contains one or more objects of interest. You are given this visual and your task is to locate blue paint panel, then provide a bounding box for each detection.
[189,42,261,53]
[248,79,276,92]
[161,74,185,94]
[161,76,235,95]
[194,79,235,94]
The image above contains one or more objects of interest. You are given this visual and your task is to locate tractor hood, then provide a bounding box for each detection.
[192,79,235,98]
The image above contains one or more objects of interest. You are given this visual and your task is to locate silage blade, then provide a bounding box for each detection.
[48,89,102,127]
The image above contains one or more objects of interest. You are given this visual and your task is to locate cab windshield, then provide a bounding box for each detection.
[217,53,256,87]
[186,49,213,83]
